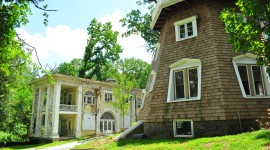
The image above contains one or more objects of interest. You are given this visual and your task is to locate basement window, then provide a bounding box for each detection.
[233,53,270,98]
[174,16,198,41]
[173,120,194,137]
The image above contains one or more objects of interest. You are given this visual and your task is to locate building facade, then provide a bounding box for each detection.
[29,74,144,142]
[139,0,270,138]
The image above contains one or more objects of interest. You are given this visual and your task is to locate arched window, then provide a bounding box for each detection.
[84,91,95,105]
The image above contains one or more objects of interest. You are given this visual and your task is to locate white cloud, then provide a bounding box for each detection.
[17,9,152,67]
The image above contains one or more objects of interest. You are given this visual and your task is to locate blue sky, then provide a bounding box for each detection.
[18,0,153,67]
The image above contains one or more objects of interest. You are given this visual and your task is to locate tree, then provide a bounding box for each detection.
[120,0,159,53]
[111,75,134,129]
[117,57,151,89]
[54,58,83,77]
[220,0,270,68]
[79,18,123,81]
[0,0,55,142]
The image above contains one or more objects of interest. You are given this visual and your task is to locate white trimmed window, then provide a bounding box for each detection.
[105,92,113,102]
[173,119,194,137]
[233,53,270,98]
[174,16,198,41]
[167,58,202,102]
[60,92,72,105]
[84,91,95,105]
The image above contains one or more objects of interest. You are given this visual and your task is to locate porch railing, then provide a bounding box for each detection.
[59,104,77,112]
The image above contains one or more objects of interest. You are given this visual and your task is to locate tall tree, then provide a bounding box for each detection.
[117,57,151,89]
[220,0,270,68]
[120,0,159,53]
[79,18,123,81]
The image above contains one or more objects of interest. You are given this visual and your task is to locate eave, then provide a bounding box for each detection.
[151,0,185,29]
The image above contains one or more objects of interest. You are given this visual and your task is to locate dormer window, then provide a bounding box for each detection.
[174,16,198,41]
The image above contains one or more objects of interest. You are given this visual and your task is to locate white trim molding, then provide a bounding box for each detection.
[232,53,270,98]
[151,0,184,28]
[167,58,202,102]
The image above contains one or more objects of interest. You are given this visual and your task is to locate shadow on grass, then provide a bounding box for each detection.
[255,130,270,140]
[116,138,192,147]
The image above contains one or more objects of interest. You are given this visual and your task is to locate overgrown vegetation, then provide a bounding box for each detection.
[75,130,270,150]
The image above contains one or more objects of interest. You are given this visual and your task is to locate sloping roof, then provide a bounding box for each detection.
[151,0,184,29]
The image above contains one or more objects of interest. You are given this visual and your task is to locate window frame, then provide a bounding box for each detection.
[232,53,270,98]
[104,91,113,102]
[173,119,194,138]
[167,58,202,102]
[84,91,95,105]
[174,16,198,42]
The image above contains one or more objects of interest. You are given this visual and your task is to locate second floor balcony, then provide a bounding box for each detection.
[59,104,77,112]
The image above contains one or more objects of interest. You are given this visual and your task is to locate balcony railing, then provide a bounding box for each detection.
[59,104,77,112]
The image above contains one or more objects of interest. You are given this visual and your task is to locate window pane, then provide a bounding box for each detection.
[179,25,186,38]
[175,71,185,99]
[252,66,264,95]
[189,68,198,97]
[187,22,193,36]
[104,121,107,130]
[238,66,250,95]
[175,121,192,136]
[100,121,103,132]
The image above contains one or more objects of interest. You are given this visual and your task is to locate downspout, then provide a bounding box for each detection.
[237,112,242,133]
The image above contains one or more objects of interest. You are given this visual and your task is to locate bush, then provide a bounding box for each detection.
[0,131,11,144]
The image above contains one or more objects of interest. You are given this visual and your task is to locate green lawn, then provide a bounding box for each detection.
[2,137,88,150]
[74,130,270,150]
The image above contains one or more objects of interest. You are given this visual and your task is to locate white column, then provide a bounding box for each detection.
[44,85,51,136]
[30,89,37,135]
[75,86,82,138]
[35,88,42,137]
[96,93,101,134]
[51,83,61,138]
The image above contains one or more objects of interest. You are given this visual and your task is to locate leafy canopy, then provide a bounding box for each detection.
[220,0,270,67]
[79,18,123,81]
[120,0,159,53]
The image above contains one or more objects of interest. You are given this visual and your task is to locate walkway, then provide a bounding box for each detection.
[29,137,98,150]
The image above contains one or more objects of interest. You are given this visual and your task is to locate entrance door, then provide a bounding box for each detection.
[100,112,115,134]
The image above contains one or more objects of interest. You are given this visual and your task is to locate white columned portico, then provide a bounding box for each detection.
[51,82,61,138]
[35,88,43,136]
[75,86,82,138]
[44,84,51,136]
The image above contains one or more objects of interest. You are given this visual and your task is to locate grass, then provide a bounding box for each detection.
[74,130,270,150]
[2,137,88,150]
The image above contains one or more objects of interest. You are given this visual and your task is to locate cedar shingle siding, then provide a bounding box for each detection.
[139,0,270,138]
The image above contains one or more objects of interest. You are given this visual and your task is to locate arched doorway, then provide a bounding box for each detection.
[100,112,115,134]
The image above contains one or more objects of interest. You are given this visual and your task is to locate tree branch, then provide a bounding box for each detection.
[31,0,57,11]
[16,33,43,69]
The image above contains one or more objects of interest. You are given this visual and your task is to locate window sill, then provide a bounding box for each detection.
[176,35,197,42]
[167,98,201,103]
[174,135,194,138]
[244,96,270,99]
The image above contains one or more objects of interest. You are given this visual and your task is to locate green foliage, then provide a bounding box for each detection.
[120,0,159,53]
[54,58,83,77]
[111,75,134,128]
[116,57,151,89]
[220,0,270,66]
[79,18,123,81]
